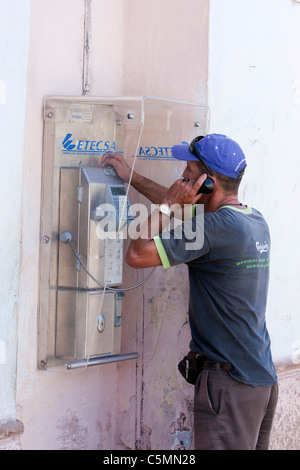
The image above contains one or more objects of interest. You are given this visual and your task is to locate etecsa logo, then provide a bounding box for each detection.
[61,133,119,155]
[62,133,76,150]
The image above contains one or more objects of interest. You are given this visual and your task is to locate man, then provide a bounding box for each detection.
[100,134,278,450]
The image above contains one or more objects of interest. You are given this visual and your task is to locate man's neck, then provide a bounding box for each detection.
[204,193,245,213]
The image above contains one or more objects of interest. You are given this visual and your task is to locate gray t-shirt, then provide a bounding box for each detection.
[154,205,277,386]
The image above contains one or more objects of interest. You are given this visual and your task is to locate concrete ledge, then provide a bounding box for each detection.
[0,419,24,443]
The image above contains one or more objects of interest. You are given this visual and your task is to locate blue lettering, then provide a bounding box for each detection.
[135,144,176,159]
[96,141,104,150]
[110,141,116,151]
[139,146,146,156]
[63,134,119,155]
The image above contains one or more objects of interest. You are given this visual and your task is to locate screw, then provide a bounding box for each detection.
[43,235,50,244]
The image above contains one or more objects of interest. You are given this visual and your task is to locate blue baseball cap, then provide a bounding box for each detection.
[172,134,247,179]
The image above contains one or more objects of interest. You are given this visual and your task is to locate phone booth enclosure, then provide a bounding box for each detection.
[38,96,209,369]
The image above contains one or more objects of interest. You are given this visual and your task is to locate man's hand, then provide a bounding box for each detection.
[99,152,169,204]
[161,174,207,207]
[99,152,132,183]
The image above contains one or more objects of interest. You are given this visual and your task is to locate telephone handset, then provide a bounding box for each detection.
[197,176,214,195]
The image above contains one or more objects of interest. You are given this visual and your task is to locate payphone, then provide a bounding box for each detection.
[56,166,134,361]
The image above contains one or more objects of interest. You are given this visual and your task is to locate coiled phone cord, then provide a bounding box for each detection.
[66,237,156,292]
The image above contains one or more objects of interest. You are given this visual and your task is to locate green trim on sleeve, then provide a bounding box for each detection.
[153,235,171,268]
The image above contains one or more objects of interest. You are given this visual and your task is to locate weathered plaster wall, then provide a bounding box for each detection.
[17,0,130,451]
[0,0,31,449]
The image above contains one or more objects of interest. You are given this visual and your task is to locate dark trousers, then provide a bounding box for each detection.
[194,365,278,450]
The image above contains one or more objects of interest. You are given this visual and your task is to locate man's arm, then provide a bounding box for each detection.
[126,174,207,269]
[99,152,168,204]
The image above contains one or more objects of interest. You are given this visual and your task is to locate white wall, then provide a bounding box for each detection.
[208,0,300,365]
[0,0,31,423]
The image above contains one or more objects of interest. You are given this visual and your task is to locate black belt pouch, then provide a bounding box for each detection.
[178,351,199,385]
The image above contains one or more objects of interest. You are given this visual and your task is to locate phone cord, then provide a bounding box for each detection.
[67,240,156,292]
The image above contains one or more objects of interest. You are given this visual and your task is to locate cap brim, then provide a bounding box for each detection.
[172,144,199,161]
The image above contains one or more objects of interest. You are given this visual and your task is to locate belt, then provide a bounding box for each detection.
[196,355,231,371]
